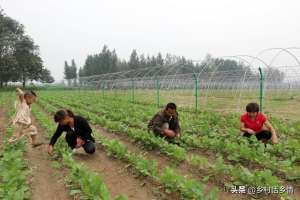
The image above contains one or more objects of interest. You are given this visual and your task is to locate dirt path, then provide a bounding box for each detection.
[94,125,171,168]
[25,117,72,200]
[73,144,169,200]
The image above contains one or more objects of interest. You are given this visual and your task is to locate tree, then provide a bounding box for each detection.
[82,55,94,76]
[14,35,43,87]
[111,49,118,72]
[81,45,121,76]
[64,61,72,86]
[78,67,84,77]
[64,59,78,87]
[199,54,254,81]
[0,9,23,87]
[128,49,139,70]
[40,68,54,83]
[156,52,164,66]
[264,67,285,83]
[78,67,85,85]
[0,9,53,87]
[70,59,77,86]
[139,54,147,68]
[150,56,157,66]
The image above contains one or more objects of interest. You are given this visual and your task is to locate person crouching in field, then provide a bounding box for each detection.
[148,103,181,141]
[240,102,279,144]
[9,88,42,147]
[48,109,96,155]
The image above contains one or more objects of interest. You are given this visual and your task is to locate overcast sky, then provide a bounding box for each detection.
[1,0,300,81]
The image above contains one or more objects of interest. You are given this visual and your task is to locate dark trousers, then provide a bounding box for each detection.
[243,130,272,141]
[169,118,177,131]
[65,131,95,154]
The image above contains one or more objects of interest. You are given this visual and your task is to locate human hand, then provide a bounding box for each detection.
[163,129,176,138]
[48,145,54,155]
[247,129,256,134]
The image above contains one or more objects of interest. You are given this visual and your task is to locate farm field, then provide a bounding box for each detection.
[2,0,300,199]
[66,89,300,120]
[0,89,299,200]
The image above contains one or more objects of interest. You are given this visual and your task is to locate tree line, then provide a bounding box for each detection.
[64,45,284,86]
[77,45,196,77]
[0,8,54,88]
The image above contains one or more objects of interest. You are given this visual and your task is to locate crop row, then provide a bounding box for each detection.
[0,93,31,199]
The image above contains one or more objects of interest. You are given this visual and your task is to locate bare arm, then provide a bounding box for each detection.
[16,88,24,102]
[240,122,255,134]
[264,120,279,144]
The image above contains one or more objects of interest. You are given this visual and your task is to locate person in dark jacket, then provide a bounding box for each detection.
[48,109,96,155]
[148,102,181,140]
